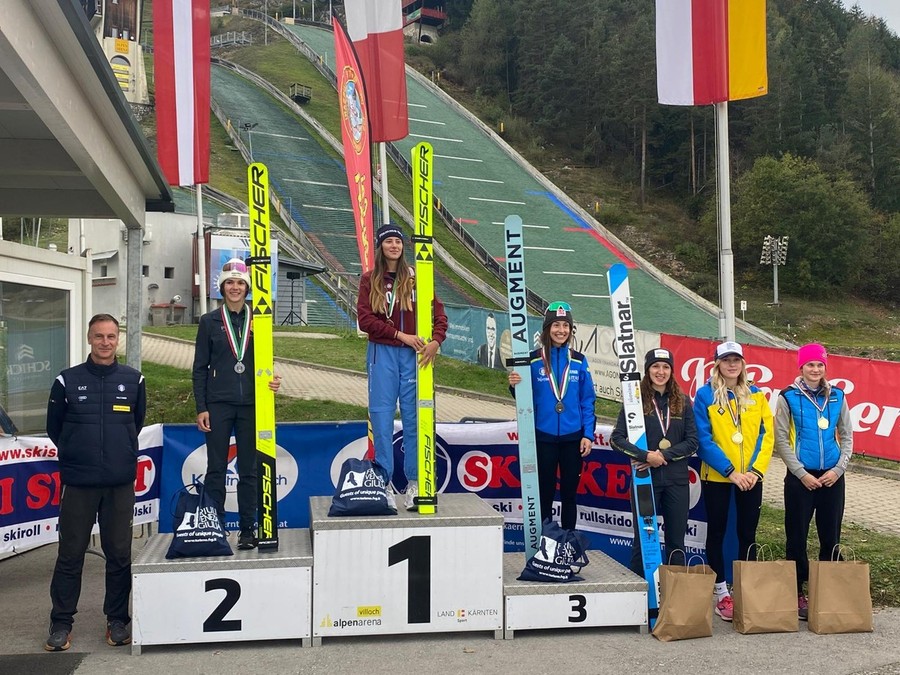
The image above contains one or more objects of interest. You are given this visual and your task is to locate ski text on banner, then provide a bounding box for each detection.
[333,18,375,273]
[248,162,278,551]
[153,0,210,185]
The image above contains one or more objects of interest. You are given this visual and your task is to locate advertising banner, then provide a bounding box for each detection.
[0,425,163,556]
[661,335,900,461]
[157,421,709,568]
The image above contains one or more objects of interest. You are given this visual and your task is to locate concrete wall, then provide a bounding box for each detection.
[69,213,200,326]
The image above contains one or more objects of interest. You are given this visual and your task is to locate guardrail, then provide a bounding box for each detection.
[209,90,358,319]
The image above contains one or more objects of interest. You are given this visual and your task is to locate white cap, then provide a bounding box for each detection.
[715,341,744,360]
[218,258,250,290]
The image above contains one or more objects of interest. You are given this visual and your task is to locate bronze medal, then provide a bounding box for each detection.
[555,402,565,413]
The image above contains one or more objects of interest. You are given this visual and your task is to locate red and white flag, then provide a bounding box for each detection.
[154,0,210,186]
[345,0,408,142]
[656,0,767,106]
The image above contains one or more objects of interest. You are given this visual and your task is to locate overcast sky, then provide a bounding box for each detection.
[844,0,900,36]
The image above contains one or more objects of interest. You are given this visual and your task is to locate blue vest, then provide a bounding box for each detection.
[780,386,844,471]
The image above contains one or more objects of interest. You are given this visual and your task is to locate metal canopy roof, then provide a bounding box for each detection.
[0,0,173,226]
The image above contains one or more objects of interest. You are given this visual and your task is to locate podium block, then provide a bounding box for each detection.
[503,551,647,638]
[311,493,504,642]
[132,529,313,654]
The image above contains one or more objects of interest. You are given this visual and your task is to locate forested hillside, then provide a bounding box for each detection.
[407,0,899,302]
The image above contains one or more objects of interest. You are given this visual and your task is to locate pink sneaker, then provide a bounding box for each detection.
[715,595,734,621]
[798,594,809,621]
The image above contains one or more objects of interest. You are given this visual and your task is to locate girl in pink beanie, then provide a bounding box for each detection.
[774,343,853,620]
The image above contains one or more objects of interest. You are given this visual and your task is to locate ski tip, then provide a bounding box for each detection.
[504,215,523,228]
[607,263,627,290]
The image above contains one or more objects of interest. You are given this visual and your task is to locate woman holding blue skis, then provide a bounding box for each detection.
[611,348,698,574]
[357,224,448,511]
[508,302,596,530]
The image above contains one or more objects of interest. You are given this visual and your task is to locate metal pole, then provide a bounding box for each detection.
[380,143,390,225]
[773,262,779,305]
[714,101,736,341]
[197,184,208,316]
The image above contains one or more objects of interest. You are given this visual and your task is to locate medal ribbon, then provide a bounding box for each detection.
[726,391,741,432]
[798,380,828,414]
[546,347,572,405]
[653,396,670,436]
[221,304,250,364]
[385,278,397,324]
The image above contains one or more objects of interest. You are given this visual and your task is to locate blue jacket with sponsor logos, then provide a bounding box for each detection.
[46,357,146,488]
[521,346,596,442]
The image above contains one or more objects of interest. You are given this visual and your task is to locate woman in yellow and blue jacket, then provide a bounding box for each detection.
[693,341,774,622]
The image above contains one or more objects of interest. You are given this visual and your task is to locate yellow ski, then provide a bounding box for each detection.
[248,162,278,550]
[413,142,436,514]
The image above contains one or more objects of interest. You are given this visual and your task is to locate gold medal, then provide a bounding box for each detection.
[817,417,829,430]
[732,431,744,444]
[659,438,671,450]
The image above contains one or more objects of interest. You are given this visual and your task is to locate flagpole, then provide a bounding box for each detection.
[714,101,735,341]
[196,183,208,316]
[379,142,390,225]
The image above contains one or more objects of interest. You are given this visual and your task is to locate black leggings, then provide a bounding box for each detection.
[784,471,845,592]
[536,438,583,530]
[702,479,763,583]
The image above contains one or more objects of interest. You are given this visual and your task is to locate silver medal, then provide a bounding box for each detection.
[234,362,246,374]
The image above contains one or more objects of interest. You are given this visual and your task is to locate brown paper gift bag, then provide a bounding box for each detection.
[652,562,715,642]
[808,557,873,634]
[732,556,798,634]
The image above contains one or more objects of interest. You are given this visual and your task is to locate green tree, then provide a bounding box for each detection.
[727,154,875,297]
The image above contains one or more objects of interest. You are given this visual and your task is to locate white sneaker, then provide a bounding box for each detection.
[404,482,419,511]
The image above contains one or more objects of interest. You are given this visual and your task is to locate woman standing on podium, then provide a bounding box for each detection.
[693,341,774,622]
[508,302,596,530]
[610,348,698,574]
[357,224,448,511]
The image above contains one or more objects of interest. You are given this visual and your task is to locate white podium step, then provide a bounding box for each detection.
[310,493,504,643]
[132,529,313,654]
[503,550,648,638]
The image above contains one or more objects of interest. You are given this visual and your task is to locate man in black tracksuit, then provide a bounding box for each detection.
[45,314,146,652]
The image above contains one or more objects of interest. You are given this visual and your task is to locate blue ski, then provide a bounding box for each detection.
[504,215,542,560]
[607,263,661,627]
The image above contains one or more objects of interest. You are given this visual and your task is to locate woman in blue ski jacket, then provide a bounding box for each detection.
[508,302,596,530]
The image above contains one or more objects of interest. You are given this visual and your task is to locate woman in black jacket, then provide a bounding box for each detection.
[610,348,698,572]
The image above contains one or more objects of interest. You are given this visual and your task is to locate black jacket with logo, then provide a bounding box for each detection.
[46,357,146,487]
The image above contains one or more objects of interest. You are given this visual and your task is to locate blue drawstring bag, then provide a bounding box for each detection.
[165,480,233,559]
[328,458,398,516]
[518,520,591,582]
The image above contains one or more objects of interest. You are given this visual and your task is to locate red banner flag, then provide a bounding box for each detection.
[334,18,375,273]
[656,0,767,106]
[345,0,409,142]
[660,335,900,462]
[153,0,210,185]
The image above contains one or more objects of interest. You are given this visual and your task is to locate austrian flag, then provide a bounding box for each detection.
[153,0,210,186]
[656,0,767,106]
[344,0,409,142]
